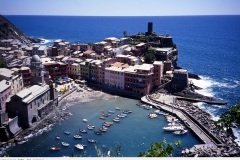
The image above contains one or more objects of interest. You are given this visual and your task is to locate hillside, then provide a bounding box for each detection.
[0,15,31,44]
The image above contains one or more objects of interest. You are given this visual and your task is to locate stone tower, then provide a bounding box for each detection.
[30,54,45,85]
[148,22,153,35]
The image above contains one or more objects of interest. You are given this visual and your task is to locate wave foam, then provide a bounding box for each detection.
[232,128,240,146]
[39,38,54,45]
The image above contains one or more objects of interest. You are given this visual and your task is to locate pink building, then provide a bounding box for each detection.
[105,62,129,89]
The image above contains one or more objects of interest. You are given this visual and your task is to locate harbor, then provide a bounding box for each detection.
[6,90,201,157]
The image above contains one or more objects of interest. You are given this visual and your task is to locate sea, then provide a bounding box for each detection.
[4,15,240,157]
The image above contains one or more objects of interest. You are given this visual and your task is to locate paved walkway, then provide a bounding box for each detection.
[141,95,221,147]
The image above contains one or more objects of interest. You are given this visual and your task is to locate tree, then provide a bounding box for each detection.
[138,139,181,157]
[216,102,240,132]
[144,53,156,64]
[123,31,127,37]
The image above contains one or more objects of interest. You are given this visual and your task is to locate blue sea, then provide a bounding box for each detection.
[5,15,240,157]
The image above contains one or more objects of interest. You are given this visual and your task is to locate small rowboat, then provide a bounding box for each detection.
[88,125,95,130]
[62,142,70,147]
[49,146,61,151]
[99,127,107,132]
[75,144,84,150]
[79,129,87,133]
[56,136,61,140]
[113,118,120,122]
[64,131,70,135]
[94,131,102,135]
[74,134,82,139]
[83,119,88,123]
[88,139,97,143]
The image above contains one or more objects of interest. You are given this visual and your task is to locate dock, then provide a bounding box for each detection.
[141,95,223,147]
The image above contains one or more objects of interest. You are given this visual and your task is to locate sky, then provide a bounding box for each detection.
[0,0,239,16]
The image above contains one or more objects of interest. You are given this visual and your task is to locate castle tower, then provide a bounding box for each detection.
[148,22,153,35]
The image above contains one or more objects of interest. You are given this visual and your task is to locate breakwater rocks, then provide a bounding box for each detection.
[174,89,227,105]
[176,100,240,157]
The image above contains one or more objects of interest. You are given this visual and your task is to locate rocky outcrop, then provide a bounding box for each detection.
[0,15,31,44]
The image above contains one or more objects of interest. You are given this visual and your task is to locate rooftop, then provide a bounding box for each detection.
[16,85,49,103]
[0,68,14,78]
[0,80,11,93]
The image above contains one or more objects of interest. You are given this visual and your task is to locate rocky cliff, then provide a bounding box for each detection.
[0,15,31,44]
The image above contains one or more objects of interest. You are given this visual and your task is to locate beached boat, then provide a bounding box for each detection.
[79,129,87,133]
[148,113,158,118]
[49,146,61,151]
[88,139,97,143]
[74,134,82,139]
[62,142,70,147]
[115,107,121,110]
[75,144,84,150]
[173,129,188,135]
[64,131,70,135]
[83,119,88,123]
[56,136,61,140]
[163,125,185,132]
[17,140,27,145]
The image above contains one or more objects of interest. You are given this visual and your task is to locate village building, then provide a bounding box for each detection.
[0,68,24,95]
[6,81,58,129]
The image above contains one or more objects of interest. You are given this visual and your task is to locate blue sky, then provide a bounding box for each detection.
[0,0,239,16]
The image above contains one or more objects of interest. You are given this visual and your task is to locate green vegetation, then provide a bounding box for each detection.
[144,53,156,64]
[215,102,240,132]
[138,139,181,157]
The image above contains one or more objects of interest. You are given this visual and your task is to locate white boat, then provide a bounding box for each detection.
[163,125,185,131]
[64,131,70,135]
[75,144,84,150]
[56,136,61,140]
[115,107,121,110]
[117,114,125,118]
[87,125,95,130]
[168,122,182,126]
[108,110,115,113]
[88,139,97,143]
[79,129,87,133]
[148,113,158,118]
[173,129,188,135]
[62,142,70,147]
[74,134,82,139]
[113,118,120,122]
[83,119,88,122]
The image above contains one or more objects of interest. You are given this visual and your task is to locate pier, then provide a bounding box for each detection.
[141,95,223,147]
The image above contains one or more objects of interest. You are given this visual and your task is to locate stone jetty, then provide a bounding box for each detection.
[141,92,240,157]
